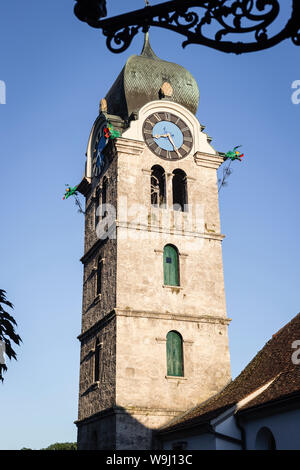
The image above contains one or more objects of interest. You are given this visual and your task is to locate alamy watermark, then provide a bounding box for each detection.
[0,341,5,365]
[291,340,300,365]
[291,80,300,104]
[0,80,6,104]
[95,198,206,251]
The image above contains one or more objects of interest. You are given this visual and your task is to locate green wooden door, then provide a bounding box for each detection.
[163,245,179,286]
[166,331,183,376]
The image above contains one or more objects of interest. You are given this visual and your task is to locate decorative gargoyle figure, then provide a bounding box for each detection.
[63,185,78,200]
[224,145,244,162]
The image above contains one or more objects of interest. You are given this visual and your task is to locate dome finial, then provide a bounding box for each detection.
[141,30,159,59]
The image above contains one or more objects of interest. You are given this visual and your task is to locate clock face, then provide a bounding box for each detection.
[142,112,193,160]
[93,126,107,177]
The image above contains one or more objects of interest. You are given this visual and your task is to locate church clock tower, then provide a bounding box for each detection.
[75,34,231,450]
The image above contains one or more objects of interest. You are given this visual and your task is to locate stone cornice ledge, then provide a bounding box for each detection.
[75,406,183,426]
[194,151,224,169]
[114,138,145,156]
[116,308,231,325]
[78,309,116,341]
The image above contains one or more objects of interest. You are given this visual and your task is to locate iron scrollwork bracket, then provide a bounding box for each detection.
[74,0,300,54]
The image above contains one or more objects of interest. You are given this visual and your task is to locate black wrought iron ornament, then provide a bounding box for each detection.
[74,0,300,54]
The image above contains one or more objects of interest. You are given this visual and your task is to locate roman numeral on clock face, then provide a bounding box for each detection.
[184,137,193,143]
[155,147,162,155]
[181,144,190,153]
[146,138,155,147]
[145,119,154,126]
[144,128,153,135]
[153,113,162,122]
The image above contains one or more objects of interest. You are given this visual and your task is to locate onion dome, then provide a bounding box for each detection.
[105,32,199,120]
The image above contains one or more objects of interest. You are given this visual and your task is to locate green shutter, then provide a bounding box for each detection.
[163,245,179,286]
[166,331,183,376]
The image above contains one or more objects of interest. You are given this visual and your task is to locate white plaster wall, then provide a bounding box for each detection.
[215,414,241,441]
[243,408,300,450]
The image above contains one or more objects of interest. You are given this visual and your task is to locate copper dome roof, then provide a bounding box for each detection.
[105,33,199,120]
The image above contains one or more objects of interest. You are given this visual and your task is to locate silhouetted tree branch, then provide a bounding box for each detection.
[0,290,22,382]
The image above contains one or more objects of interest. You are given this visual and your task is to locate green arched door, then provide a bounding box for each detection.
[166,331,183,376]
[163,245,179,286]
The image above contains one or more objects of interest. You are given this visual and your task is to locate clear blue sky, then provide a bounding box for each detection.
[0,1,299,450]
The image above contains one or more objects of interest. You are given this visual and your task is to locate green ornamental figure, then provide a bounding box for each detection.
[63,185,78,200]
[224,145,244,162]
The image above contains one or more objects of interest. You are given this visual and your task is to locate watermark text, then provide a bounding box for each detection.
[0,80,6,104]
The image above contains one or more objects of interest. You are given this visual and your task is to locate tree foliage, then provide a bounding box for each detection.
[0,289,22,382]
[21,442,77,450]
[42,442,77,450]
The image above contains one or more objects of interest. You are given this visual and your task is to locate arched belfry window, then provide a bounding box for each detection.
[163,245,179,286]
[166,331,183,377]
[172,169,187,211]
[96,258,103,296]
[151,165,166,207]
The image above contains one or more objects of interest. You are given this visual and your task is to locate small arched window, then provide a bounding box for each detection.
[166,331,183,377]
[96,258,103,296]
[151,165,166,207]
[163,245,179,286]
[94,338,101,383]
[172,169,187,211]
[255,427,276,450]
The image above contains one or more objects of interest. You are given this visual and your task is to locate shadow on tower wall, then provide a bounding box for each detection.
[76,406,165,450]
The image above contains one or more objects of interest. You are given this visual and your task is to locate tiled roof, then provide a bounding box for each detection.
[159,312,300,434]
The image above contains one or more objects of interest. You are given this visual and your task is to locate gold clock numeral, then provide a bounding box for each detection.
[181,126,189,132]
[166,151,172,159]
[145,119,154,126]
[164,112,171,121]
[146,138,155,147]
[175,117,181,125]
[181,144,190,153]
[154,113,162,122]
[155,147,162,155]
[144,128,153,135]
[184,137,193,143]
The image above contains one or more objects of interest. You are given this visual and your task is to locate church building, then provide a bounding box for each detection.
[75,33,232,450]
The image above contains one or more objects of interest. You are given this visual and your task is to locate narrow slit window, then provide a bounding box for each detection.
[96,258,103,296]
[94,338,101,383]
[102,177,107,219]
[95,187,101,228]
